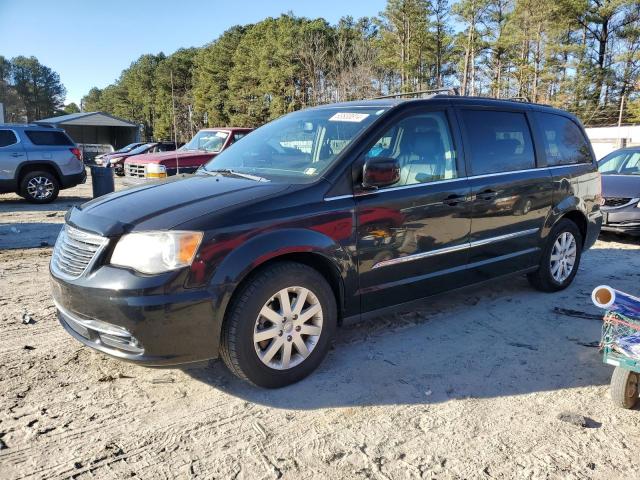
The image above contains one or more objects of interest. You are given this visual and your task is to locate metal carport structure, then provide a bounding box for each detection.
[35,111,140,153]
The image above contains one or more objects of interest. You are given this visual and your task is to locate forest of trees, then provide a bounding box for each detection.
[0,55,67,122]
[2,0,638,141]
[81,0,640,142]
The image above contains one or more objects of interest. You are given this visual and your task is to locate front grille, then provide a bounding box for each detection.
[51,225,108,280]
[604,197,632,207]
[126,163,146,178]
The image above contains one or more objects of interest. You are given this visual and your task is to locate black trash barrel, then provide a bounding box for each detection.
[90,166,115,198]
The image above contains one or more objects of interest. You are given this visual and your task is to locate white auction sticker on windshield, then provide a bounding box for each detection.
[329,112,370,122]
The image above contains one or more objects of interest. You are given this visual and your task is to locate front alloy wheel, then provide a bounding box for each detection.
[254,287,323,370]
[220,262,337,388]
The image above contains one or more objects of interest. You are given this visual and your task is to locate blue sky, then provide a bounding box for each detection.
[0,0,388,105]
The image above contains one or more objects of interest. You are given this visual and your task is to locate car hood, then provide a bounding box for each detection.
[66,173,290,236]
[601,174,640,198]
[125,150,212,164]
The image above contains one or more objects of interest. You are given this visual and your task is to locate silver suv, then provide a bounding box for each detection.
[0,124,86,203]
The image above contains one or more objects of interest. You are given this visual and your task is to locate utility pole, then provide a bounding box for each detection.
[171,70,179,174]
[617,94,626,148]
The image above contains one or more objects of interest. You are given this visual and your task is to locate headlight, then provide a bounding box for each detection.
[110,231,203,274]
[146,163,167,178]
[109,157,123,165]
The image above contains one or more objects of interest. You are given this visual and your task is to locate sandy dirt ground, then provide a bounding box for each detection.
[1,173,639,479]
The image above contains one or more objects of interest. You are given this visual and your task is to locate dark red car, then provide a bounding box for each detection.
[97,141,178,176]
[124,128,253,179]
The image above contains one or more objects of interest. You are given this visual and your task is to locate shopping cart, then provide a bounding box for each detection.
[601,311,640,409]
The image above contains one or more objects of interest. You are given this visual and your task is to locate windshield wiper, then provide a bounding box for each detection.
[205,169,268,182]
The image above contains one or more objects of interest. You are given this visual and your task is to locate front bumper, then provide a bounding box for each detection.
[602,204,640,236]
[51,271,220,366]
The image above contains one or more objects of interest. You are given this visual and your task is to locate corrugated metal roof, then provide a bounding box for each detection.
[35,111,138,128]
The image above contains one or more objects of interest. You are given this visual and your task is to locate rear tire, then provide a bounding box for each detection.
[20,171,60,204]
[527,218,582,292]
[220,262,337,388]
[610,367,639,409]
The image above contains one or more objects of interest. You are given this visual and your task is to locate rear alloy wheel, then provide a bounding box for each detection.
[527,218,582,292]
[220,262,337,388]
[20,171,60,204]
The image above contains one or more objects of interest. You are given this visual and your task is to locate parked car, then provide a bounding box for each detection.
[0,124,86,203]
[598,146,640,236]
[100,141,177,176]
[50,96,602,387]
[124,128,252,179]
[94,142,146,165]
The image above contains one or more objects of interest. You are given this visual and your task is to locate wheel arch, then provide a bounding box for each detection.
[209,228,355,345]
[16,161,63,185]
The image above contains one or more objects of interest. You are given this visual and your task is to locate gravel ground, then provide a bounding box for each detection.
[1,174,639,479]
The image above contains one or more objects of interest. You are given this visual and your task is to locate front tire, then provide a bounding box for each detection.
[527,218,582,292]
[20,171,60,203]
[220,262,337,388]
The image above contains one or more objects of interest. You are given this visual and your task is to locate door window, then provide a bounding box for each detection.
[0,129,18,147]
[535,112,591,165]
[365,112,457,187]
[460,110,535,175]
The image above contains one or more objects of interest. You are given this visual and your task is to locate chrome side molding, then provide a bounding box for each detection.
[372,228,540,269]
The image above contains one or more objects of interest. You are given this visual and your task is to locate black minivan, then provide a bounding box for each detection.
[50,95,602,387]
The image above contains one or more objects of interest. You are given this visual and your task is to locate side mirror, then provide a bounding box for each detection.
[362,156,400,189]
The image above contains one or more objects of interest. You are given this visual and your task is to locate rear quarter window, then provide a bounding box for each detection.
[0,129,18,147]
[460,109,536,175]
[25,130,74,146]
[535,112,592,166]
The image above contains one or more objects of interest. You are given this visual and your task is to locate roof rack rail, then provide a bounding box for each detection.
[373,87,460,100]
[506,96,530,102]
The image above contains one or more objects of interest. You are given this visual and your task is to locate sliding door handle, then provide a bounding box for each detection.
[477,189,498,201]
[442,194,467,206]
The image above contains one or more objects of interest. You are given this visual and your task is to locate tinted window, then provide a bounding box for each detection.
[536,113,591,166]
[233,132,247,142]
[0,129,18,147]
[460,110,535,175]
[365,111,457,187]
[25,130,73,146]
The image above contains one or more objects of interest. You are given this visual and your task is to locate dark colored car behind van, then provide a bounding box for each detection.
[50,95,602,387]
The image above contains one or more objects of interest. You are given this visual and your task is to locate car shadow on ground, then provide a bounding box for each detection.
[0,222,63,249]
[0,196,89,212]
[183,267,624,410]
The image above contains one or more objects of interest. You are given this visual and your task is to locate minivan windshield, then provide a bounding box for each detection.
[598,150,640,175]
[203,107,387,183]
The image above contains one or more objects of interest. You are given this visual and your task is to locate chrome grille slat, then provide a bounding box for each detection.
[51,225,108,280]
[603,197,636,208]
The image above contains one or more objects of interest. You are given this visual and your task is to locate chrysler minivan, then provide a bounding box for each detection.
[50,95,602,387]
